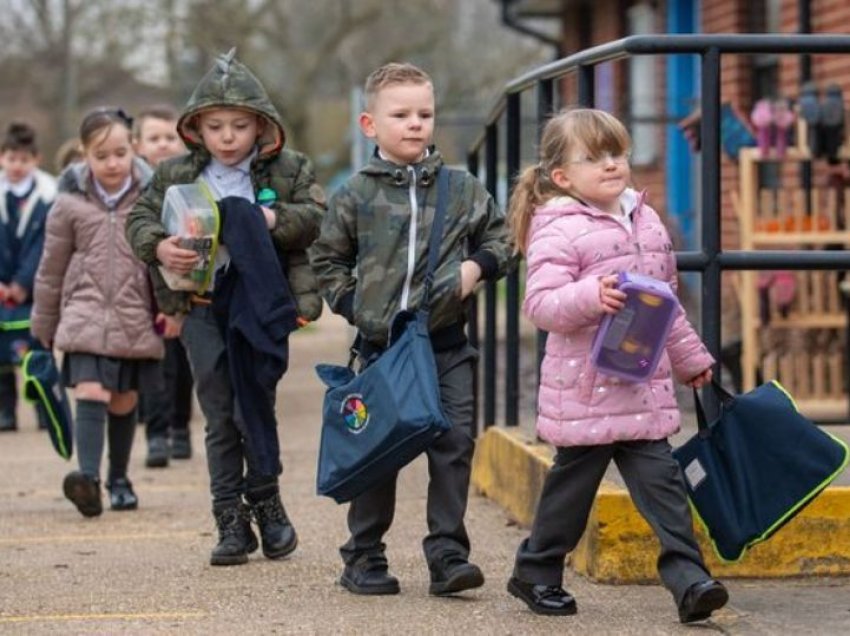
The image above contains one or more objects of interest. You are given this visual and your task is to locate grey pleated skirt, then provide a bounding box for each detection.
[62,353,163,393]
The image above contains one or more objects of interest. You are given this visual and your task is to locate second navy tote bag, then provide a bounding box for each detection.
[673,380,848,562]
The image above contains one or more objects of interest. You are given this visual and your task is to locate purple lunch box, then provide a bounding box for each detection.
[590,271,679,383]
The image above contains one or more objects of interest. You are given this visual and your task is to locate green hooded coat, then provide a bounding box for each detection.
[126,49,325,319]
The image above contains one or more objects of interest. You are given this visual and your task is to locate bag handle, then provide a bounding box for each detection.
[692,378,735,434]
[420,168,450,311]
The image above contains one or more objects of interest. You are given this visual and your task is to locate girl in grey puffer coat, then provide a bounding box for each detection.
[32,108,165,518]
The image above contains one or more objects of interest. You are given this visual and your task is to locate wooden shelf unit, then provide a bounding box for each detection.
[737,147,849,420]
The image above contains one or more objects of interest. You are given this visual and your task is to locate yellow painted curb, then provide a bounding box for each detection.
[471,427,850,581]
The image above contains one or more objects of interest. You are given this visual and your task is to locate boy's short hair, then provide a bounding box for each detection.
[364,63,432,109]
[133,104,179,138]
[1,122,38,154]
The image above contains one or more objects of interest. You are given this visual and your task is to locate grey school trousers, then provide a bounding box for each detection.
[181,304,278,506]
[513,439,711,605]
[339,343,477,568]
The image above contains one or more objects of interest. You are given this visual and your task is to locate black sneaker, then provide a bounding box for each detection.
[62,471,103,517]
[428,553,484,596]
[507,576,577,616]
[340,553,400,595]
[145,436,169,468]
[106,477,138,511]
[678,579,728,624]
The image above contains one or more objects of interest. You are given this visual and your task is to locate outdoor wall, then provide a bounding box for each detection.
[555,0,850,251]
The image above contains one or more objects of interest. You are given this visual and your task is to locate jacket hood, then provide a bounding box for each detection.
[359,146,444,187]
[177,48,285,159]
[57,157,152,197]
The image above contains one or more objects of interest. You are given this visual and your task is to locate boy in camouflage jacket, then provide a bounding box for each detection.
[126,49,325,567]
[310,63,510,597]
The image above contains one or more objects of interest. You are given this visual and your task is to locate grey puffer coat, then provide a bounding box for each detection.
[31,163,163,360]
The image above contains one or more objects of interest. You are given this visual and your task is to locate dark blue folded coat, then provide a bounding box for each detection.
[212,197,298,477]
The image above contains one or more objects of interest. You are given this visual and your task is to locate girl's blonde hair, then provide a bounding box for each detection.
[508,108,631,255]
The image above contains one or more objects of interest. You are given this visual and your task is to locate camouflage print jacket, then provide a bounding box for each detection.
[309,149,510,348]
[126,50,325,319]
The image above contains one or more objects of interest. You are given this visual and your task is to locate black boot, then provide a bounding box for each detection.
[247,488,298,559]
[210,502,258,566]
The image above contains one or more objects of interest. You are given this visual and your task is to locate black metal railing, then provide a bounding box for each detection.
[466,34,850,432]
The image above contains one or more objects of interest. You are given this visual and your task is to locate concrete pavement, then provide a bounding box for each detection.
[1,314,849,634]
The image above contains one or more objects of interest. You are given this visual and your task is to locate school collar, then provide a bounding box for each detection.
[208,147,258,178]
[94,176,133,208]
[6,174,35,198]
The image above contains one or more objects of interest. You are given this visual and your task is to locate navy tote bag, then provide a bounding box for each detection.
[673,380,848,562]
[22,350,73,460]
[315,169,453,503]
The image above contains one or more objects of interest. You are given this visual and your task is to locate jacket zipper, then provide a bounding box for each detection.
[103,208,116,349]
[400,167,418,310]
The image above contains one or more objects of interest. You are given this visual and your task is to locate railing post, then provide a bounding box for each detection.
[700,47,722,420]
[577,64,595,107]
[505,92,521,427]
[484,124,499,428]
[467,151,481,436]
[535,80,555,391]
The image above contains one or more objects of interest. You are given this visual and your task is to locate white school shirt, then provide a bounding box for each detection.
[94,176,133,209]
[199,148,258,275]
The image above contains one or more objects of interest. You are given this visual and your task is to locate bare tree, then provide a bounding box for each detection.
[173,0,549,177]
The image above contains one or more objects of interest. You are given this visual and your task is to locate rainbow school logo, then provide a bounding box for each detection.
[340,394,369,434]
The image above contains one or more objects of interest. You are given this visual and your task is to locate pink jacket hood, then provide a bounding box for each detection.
[524,189,714,447]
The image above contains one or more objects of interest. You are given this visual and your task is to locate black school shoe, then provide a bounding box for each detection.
[678,579,729,624]
[145,437,169,468]
[507,576,577,616]
[170,430,192,460]
[340,553,400,595]
[62,471,103,517]
[106,477,138,511]
[428,553,485,596]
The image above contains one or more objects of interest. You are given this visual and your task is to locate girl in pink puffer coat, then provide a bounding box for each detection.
[505,109,728,625]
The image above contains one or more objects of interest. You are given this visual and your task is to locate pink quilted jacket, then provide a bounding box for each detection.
[524,190,714,447]
[31,165,163,361]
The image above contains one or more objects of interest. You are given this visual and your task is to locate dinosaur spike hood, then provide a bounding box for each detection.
[177,48,285,158]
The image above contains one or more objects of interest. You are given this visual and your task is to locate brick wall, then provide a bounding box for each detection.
[556,0,850,249]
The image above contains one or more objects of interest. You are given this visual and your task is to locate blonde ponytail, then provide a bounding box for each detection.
[508,165,546,256]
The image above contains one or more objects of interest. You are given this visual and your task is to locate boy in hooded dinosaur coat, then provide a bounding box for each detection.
[127,49,325,566]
